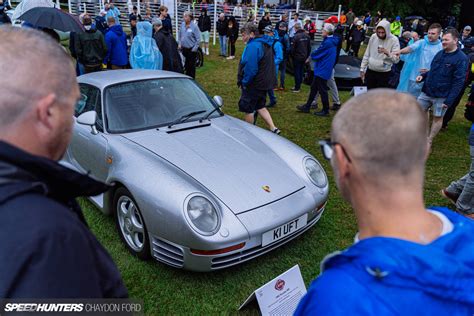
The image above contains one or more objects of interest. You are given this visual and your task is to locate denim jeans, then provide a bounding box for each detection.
[267,89,276,104]
[294,59,305,90]
[268,63,281,104]
[219,35,227,56]
[417,92,447,117]
[447,146,474,215]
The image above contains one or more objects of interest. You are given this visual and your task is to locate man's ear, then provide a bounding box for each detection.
[35,93,57,130]
[334,144,351,179]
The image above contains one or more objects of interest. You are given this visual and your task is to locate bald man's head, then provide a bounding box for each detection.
[0,27,78,160]
[332,90,428,184]
[0,27,76,128]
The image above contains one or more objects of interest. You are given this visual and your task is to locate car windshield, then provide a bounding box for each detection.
[104,78,220,133]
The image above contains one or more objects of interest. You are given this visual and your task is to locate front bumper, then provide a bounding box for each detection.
[150,202,326,272]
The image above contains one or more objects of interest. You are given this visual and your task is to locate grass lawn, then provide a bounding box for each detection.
[81,41,470,315]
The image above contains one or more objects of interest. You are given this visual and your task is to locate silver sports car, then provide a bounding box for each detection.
[63,70,329,272]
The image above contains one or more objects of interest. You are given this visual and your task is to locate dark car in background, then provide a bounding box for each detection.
[287,40,362,90]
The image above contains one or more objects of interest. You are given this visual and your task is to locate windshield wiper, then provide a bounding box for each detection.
[200,107,222,122]
[168,110,206,128]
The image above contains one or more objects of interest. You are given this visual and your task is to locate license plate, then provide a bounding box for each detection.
[261,214,308,247]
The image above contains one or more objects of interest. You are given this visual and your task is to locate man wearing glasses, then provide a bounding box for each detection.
[295,89,474,314]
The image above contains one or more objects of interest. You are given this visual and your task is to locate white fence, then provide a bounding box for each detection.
[10,0,339,43]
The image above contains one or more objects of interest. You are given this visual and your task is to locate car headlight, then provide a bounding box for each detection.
[186,196,220,235]
[304,158,327,188]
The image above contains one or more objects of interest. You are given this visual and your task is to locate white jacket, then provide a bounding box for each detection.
[361,20,400,73]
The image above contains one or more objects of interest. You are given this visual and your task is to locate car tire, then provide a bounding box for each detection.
[196,48,204,68]
[114,187,151,260]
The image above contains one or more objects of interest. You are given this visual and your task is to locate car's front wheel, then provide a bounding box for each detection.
[114,187,150,260]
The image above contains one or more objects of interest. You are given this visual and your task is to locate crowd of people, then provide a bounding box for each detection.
[1,1,474,313]
[68,2,196,78]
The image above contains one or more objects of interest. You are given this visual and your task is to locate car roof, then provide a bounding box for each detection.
[77,69,190,89]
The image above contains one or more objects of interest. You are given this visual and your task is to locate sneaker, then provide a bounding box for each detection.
[314,110,329,117]
[272,128,281,135]
[226,56,233,60]
[441,189,459,205]
[279,87,285,91]
[291,88,300,93]
[330,103,341,111]
[296,105,310,113]
[273,87,279,91]
[266,102,277,108]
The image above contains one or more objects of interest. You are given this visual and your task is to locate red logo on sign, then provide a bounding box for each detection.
[275,279,285,291]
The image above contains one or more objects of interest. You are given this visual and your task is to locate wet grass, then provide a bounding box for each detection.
[81,41,470,315]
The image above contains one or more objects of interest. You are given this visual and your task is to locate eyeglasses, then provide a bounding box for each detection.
[318,139,352,162]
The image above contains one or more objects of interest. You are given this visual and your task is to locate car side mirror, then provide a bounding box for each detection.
[213,95,223,108]
[77,111,99,135]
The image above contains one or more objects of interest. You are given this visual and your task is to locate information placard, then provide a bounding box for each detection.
[239,265,307,315]
[350,86,368,96]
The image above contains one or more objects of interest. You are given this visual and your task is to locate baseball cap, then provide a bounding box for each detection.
[464,25,472,31]
[356,20,363,26]
[263,25,273,33]
[324,16,338,24]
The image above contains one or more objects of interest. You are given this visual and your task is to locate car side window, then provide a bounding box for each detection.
[76,84,103,132]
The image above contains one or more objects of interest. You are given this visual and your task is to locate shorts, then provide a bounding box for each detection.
[200,31,210,43]
[238,88,266,114]
[417,92,447,117]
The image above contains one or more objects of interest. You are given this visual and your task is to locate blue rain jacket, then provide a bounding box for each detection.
[270,33,283,76]
[130,22,163,70]
[104,24,128,67]
[421,49,469,107]
[106,7,120,24]
[311,35,338,80]
[397,37,442,95]
[295,207,474,315]
[239,35,275,87]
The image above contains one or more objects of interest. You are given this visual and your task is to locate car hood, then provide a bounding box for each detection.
[122,117,306,214]
[334,62,360,79]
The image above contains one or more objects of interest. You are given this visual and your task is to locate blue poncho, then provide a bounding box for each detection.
[397,37,442,96]
[130,22,163,70]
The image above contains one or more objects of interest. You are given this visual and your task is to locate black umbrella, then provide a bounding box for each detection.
[19,7,84,33]
[405,16,424,20]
